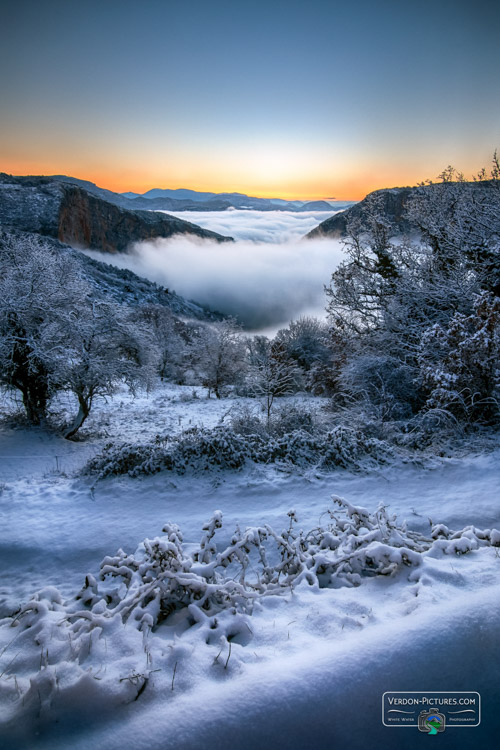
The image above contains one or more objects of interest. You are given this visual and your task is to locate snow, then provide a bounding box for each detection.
[1,383,499,748]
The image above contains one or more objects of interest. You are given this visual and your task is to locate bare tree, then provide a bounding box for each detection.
[247,337,302,426]
[191,319,246,398]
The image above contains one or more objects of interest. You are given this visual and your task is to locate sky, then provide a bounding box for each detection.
[1,0,499,199]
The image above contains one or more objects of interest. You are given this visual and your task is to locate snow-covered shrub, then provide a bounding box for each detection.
[164,427,249,472]
[86,442,168,478]
[319,425,393,469]
[269,403,318,436]
[86,422,394,479]
[1,495,498,728]
[230,403,319,438]
[178,388,200,402]
[418,292,500,424]
[86,427,253,478]
[337,354,422,421]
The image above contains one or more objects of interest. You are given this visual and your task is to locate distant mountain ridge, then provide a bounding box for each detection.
[119,185,354,213]
[7,174,354,214]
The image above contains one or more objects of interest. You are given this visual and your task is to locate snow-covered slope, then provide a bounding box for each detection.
[1,230,222,321]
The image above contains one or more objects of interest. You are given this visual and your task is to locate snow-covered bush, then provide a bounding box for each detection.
[86,427,252,478]
[319,426,393,469]
[229,405,270,437]
[337,354,422,421]
[268,403,318,435]
[1,495,498,730]
[230,403,318,438]
[418,292,500,424]
[86,422,394,480]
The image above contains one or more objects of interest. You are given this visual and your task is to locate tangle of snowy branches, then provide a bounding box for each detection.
[0,495,498,730]
[85,424,394,479]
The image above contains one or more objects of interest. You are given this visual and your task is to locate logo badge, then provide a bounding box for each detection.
[418,709,446,734]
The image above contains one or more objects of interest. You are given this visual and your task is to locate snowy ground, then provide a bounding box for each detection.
[0,383,499,749]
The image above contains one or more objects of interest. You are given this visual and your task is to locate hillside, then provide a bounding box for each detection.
[0,228,222,321]
[0,174,233,253]
[306,186,413,238]
[305,180,499,239]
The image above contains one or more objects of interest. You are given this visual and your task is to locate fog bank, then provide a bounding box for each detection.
[85,211,345,329]
[162,208,340,243]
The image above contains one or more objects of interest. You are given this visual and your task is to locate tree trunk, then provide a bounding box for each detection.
[21,384,48,425]
[64,395,90,439]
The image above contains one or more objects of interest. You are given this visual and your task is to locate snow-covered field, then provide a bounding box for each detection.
[1,384,499,749]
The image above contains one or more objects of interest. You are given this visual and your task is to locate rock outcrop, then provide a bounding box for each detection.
[0,174,233,252]
[306,181,499,240]
[306,187,412,238]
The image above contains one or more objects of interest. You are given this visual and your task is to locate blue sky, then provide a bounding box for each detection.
[1,0,499,198]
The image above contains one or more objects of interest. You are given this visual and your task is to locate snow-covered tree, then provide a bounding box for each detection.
[0,231,154,435]
[191,319,246,398]
[274,316,337,393]
[134,304,186,382]
[406,155,500,297]
[0,232,88,423]
[48,300,154,438]
[325,155,500,422]
[246,337,302,425]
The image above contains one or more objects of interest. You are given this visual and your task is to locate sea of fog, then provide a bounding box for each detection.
[86,209,345,331]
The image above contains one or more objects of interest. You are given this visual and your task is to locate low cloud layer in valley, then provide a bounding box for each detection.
[163,208,340,243]
[85,210,345,330]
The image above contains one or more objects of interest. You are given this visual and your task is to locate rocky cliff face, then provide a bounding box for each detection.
[56,185,232,251]
[306,187,413,239]
[0,174,232,252]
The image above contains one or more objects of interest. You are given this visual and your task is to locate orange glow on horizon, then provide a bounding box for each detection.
[1,157,438,203]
